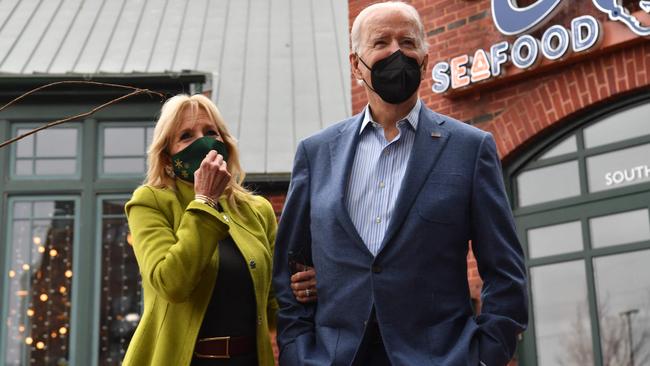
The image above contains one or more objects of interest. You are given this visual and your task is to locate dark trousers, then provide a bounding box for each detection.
[352,311,391,366]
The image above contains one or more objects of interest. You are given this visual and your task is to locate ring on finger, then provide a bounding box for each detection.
[305,288,311,297]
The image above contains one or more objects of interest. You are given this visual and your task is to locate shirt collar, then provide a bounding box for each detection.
[359,99,421,135]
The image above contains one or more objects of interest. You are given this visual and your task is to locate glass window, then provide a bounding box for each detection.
[584,102,650,148]
[589,209,650,248]
[531,261,593,365]
[4,199,76,366]
[593,250,650,365]
[516,161,581,206]
[538,135,577,160]
[586,143,650,193]
[528,221,583,258]
[100,125,154,175]
[13,127,79,177]
[97,199,142,365]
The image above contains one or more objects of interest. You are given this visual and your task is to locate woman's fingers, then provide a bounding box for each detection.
[194,152,231,199]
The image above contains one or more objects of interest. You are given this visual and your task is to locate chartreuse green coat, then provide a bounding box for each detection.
[122,180,278,366]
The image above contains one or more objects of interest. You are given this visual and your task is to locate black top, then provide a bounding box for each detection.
[193,236,257,366]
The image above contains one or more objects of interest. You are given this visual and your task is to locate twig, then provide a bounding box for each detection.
[0,81,166,149]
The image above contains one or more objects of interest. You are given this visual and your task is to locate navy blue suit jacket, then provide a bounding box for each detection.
[273,103,528,365]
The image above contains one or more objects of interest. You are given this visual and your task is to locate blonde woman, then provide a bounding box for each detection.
[122,94,310,366]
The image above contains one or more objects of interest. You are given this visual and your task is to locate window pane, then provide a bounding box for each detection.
[590,209,650,248]
[528,221,583,258]
[34,159,76,175]
[15,160,33,176]
[98,199,142,365]
[517,161,581,207]
[594,250,650,365]
[13,202,31,219]
[531,261,593,366]
[4,200,75,366]
[538,135,577,160]
[33,202,55,218]
[104,128,145,156]
[146,127,154,148]
[103,158,145,174]
[16,133,34,158]
[586,143,650,193]
[584,102,650,148]
[35,129,77,157]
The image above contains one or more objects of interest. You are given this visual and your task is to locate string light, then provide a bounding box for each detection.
[40,294,48,302]
[33,237,41,245]
[38,246,45,253]
[49,249,58,257]
[26,309,34,317]
[36,341,45,349]
[58,327,67,335]
[59,286,66,294]
[8,270,16,278]
[64,270,72,278]
[25,337,33,345]
[22,264,30,271]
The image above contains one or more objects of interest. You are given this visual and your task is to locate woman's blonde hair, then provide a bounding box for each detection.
[145,94,252,211]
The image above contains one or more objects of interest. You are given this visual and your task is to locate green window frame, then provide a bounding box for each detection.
[0,196,81,366]
[508,94,650,366]
[91,195,142,366]
[10,123,83,180]
[97,122,155,179]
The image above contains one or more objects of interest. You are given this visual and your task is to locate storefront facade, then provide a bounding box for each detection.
[348,0,650,364]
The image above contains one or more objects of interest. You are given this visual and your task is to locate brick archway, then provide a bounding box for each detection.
[482,43,650,160]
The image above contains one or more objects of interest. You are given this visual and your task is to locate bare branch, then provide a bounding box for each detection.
[0,81,166,149]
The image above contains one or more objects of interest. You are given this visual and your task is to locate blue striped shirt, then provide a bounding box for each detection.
[345,100,421,256]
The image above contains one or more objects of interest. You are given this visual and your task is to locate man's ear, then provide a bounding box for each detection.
[350,52,363,80]
[420,53,429,80]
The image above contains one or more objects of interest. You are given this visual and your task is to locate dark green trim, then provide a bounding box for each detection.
[0,73,208,104]
[91,194,132,366]
[9,122,82,180]
[508,91,650,366]
[97,121,155,179]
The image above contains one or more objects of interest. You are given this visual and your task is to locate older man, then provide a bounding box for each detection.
[273,2,528,365]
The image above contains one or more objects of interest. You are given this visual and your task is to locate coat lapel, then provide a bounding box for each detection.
[329,112,368,251]
[378,105,450,253]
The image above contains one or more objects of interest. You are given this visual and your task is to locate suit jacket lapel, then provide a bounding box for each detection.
[329,112,368,251]
[378,105,450,253]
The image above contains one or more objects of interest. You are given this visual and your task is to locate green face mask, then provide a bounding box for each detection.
[170,136,229,182]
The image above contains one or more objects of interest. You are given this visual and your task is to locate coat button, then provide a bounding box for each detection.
[372,265,382,274]
[249,260,256,269]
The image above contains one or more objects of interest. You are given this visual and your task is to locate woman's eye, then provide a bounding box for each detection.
[206,130,219,136]
[180,132,191,140]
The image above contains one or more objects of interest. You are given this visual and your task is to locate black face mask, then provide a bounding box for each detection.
[358,50,424,104]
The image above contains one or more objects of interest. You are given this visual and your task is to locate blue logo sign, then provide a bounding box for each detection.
[592,0,650,36]
[491,0,563,35]
[493,0,650,37]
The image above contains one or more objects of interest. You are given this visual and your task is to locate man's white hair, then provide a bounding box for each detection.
[350,1,429,54]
